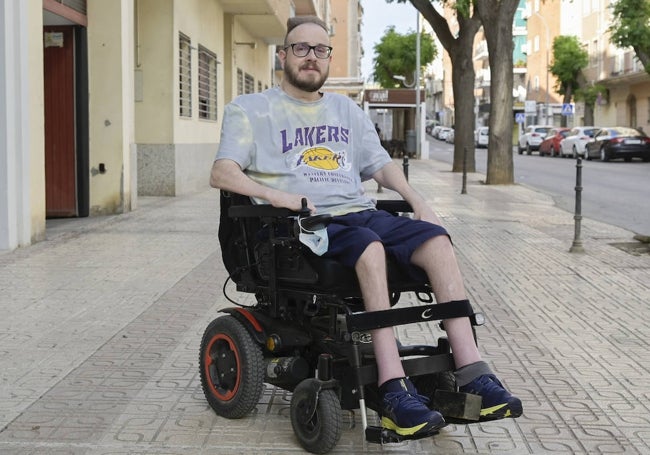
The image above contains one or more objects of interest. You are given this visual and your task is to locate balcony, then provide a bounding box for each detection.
[604,52,648,85]
[221,0,291,44]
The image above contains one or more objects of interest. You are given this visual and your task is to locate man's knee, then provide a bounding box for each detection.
[355,241,385,269]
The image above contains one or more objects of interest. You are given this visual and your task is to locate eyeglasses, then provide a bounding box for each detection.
[284,42,333,59]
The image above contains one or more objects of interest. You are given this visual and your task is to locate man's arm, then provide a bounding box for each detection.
[372,161,443,225]
[210,159,316,213]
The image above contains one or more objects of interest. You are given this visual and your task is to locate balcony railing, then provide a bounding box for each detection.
[607,52,644,78]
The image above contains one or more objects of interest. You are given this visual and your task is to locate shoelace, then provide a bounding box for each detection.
[465,375,505,396]
[384,391,431,407]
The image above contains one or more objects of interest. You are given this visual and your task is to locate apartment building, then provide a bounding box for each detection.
[323,0,364,101]
[430,0,649,130]
[1,0,334,251]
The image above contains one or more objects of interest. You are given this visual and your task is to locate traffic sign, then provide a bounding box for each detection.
[515,113,525,124]
[562,103,574,116]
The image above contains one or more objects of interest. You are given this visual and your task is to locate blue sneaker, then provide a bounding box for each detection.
[380,377,445,436]
[459,374,523,420]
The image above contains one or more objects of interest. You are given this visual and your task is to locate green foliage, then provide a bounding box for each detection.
[608,0,650,73]
[549,35,588,97]
[372,26,437,87]
[575,83,607,107]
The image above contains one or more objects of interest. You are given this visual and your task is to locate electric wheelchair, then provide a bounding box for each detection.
[199,191,486,454]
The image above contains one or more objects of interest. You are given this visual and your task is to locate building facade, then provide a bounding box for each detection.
[1,0,333,251]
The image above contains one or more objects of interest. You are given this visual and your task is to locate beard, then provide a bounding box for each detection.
[284,62,328,93]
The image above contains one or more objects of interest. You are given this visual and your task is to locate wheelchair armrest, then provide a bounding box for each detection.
[376,200,413,214]
[228,204,298,219]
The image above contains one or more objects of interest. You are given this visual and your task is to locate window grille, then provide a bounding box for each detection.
[179,32,192,117]
[198,45,217,120]
[244,73,254,94]
[237,69,244,95]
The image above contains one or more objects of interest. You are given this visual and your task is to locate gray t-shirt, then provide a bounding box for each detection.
[215,87,392,216]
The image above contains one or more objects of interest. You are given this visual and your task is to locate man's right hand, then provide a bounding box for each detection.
[268,192,316,214]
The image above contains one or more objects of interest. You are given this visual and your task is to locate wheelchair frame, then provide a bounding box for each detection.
[199,191,484,454]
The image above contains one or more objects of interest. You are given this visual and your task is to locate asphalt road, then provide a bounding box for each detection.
[427,138,650,237]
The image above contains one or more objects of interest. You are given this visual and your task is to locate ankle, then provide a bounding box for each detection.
[454,361,493,387]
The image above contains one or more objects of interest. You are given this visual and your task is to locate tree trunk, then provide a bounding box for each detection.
[476,0,519,184]
[411,0,480,173]
[449,35,478,172]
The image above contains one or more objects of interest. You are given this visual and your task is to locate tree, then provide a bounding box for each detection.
[400,0,481,174]
[575,83,607,126]
[549,35,588,127]
[373,27,437,88]
[609,0,650,75]
[474,0,519,185]
[389,1,518,183]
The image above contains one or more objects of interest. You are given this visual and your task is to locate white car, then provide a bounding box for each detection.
[559,126,598,158]
[475,127,489,148]
[437,127,453,141]
[518,125,553,155]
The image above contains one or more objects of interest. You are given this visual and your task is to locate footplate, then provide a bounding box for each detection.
[432,390,482,422]
[365,425,440,444]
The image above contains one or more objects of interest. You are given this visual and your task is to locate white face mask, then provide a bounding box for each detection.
[298,219,329,256]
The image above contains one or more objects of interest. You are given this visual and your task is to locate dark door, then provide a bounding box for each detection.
[44,26,77,217]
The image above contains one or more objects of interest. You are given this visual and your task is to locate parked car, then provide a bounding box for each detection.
[518,125,552,154]
[475,126,489,148]
[559,126,598,158]
[445,128,455,143]
[426,120,438,135]
[584,127,650,162]
[539,127,570,157]
[437,127,453,141]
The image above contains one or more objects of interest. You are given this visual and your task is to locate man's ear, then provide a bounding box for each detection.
[278,49,287,68]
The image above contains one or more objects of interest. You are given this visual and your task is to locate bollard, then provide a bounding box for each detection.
[461,146,468,194]
[569,157,585,253]
[403,156,409,181]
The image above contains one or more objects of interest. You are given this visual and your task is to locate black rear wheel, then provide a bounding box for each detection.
[290,381,342,454]
[199,316,264,419]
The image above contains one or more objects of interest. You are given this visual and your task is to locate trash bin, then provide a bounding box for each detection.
[405,130,416,155]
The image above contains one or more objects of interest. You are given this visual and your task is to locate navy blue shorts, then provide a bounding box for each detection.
[322,210,449,269]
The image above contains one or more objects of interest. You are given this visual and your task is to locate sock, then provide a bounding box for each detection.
[454,361,493,387]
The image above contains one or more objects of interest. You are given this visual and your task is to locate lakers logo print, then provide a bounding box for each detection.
[293,147,349,171]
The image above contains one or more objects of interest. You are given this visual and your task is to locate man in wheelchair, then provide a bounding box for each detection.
[209,15,522,445]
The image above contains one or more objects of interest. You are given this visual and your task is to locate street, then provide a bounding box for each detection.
[427,138,650,236]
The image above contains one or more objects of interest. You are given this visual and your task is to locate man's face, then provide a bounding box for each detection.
[280,23,331,93]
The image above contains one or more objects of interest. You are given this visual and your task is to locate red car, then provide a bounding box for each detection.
[539,127,570,157]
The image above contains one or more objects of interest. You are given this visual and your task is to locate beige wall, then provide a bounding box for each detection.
[135,0,174,144]
[28,0,46,242]
[87,0,135,215]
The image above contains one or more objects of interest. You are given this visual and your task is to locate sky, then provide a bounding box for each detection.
[360,1,420,82]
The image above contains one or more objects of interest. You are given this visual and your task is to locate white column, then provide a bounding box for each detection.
[0,0,34,250]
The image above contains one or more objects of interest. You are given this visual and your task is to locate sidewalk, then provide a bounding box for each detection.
[0,158,648,454]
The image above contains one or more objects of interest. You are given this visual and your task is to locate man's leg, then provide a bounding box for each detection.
[410,235,481,368]
[354,241,405,385]
[410,235,523,420]
[355,241,444,435]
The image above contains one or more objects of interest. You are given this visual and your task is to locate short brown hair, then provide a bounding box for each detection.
[285,16,328,45]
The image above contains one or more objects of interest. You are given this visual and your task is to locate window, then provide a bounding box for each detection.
[179,32,192,117]
[244,73,254,94]
[258,81,262,93]
[237,69,244,95]
[198,45,218,120]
